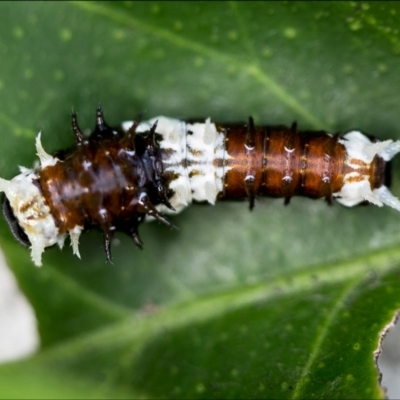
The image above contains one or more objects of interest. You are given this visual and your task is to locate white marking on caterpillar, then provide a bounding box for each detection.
[35,132,58,168]
[0,169,64,266]
[125,117,229,213]
[245,144,255,151]
[69,225,83,259]
[334,131,400,209]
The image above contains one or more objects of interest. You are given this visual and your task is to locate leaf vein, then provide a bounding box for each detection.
[290,277,361,399]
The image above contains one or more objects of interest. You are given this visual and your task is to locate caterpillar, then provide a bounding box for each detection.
[1,106,400,267]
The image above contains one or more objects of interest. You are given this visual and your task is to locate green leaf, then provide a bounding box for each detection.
[0,1,400,398]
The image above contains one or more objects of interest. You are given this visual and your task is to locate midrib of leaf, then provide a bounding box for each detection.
[71,1,325,129]
[22,244,400,364]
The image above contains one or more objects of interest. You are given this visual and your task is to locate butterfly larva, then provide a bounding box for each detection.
[1,106,400,266]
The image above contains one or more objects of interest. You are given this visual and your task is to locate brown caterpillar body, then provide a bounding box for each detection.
[37,108,175,263]
[0,107,398,266]
[222,120,386,206]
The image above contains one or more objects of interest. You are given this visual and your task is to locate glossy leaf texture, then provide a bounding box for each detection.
[0,1,400,398]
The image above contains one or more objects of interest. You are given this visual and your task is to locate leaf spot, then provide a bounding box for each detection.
[59,28,72,42]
